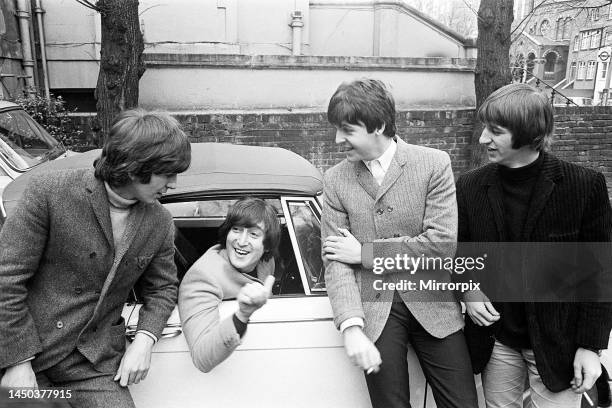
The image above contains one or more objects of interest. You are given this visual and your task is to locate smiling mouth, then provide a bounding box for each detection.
[234,248,249,256]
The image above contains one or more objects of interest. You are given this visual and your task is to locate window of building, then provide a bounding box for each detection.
[574,35,580,51]
[570,62,577,79]
[563,17,572,39]
[577,61,586,79]
[609,4,612,19]
[581,32,590,50]
[602,62,609,79]
[540,19,551,35]
[590,7,600,21]
[591,31,601,48]
[606,31,612,45]
[586,61,597,80]
[544,52,557,74]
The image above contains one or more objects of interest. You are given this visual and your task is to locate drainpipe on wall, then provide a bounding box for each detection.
[16,0,36,94]
[33,0,49,99]
[289,10,303,56]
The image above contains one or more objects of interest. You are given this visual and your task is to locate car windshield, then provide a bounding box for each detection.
[0,108,65,171]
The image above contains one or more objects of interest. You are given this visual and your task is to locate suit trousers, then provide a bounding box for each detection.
[35,350,135,408]
[365,296,478,408]
[482,340,582,408]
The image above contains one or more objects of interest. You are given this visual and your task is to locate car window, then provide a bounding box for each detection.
[166,198,306,297]
[0,109,63,170]
[281,198,326,294]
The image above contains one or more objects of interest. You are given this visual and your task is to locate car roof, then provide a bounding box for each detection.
[0,100,20,111]
[2,143,323,216]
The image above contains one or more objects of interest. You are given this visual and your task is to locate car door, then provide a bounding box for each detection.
[123,196,433,408]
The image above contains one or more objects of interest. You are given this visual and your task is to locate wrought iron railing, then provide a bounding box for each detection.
[510,66,580,107]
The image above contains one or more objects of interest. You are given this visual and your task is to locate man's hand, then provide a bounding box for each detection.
[235,275,275,323]
[114,333,154,387]
[0,360,37,388]
[570,348,601,394]
[343,326,381,374]
[323,228,362,264]
[464,290,500,326]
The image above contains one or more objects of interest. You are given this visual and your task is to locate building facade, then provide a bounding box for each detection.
[23,0,477,111]
[511,0,612,105]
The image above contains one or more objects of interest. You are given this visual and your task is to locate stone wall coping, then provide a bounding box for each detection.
[143,53,477,72]
[68,107,477,117]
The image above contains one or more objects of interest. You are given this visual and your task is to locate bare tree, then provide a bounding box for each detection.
[405,0,480,37]
[470,0,514,168]
[75,0,145,141]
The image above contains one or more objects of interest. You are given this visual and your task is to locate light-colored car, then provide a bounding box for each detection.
[1,142,442,407]
[0,100,68,224]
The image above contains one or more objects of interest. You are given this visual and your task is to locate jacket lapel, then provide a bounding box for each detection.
[85,172,113,249]
[375,149,405,202]
[522,153,561,240]
[481,166,507,241]
[355,161,379,200]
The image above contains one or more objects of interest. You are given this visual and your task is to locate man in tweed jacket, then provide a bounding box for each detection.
[0,110,191,407]
[321,79,477,408]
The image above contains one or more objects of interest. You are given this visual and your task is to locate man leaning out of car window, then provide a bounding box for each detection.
[178,197,280,372]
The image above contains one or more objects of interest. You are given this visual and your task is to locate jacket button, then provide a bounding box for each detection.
[89,252,97,259]
[387,206,394,212]
[56,321,64,329]
[376,209,384,215]
[375,293,381,299]
[75,287,82,295]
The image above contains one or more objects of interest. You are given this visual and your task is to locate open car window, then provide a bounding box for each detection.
[164,198,323,298]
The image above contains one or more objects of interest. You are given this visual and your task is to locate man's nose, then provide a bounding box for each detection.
[479,129,491,145]
[237,230,249,246]
[166,174,178,189]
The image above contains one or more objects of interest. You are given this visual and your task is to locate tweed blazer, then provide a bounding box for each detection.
[456,152,612,392]
[178,245,274,373]
[321,138,463,342]
[0,169,178,373]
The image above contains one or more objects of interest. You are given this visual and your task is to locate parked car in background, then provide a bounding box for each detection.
[0,100,69,225]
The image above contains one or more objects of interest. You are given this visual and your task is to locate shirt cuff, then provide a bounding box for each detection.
[340,317,365,333]
[10,356,35,367]
[136,330,158,344]
[233,314,248,337]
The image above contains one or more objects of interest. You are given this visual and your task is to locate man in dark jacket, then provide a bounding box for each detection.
[0,110,191,407]
[456,83,612,407]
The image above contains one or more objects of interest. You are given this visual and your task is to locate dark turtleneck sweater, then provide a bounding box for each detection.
[496,153,543,350]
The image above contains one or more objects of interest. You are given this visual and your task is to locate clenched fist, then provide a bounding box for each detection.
[235,275,275,322]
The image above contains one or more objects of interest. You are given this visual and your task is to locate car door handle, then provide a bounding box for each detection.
[161,323,182,339]
[125,324,182,341]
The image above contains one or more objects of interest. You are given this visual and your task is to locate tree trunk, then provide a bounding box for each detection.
[95,0,145,142]
[469,0,514,169]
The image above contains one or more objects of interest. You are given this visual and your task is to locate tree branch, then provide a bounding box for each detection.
[74,0,100,12]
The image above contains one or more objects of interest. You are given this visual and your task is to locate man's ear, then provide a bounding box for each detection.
[375,123,386,136]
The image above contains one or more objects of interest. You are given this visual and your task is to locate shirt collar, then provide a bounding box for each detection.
[363,138,397,173]
[104,182,138,209]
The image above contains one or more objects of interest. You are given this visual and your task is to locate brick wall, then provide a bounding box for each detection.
[551,107,612,199]
[69,106,612,197]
